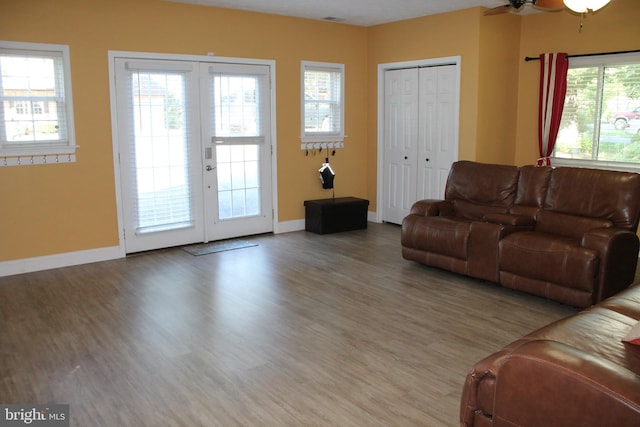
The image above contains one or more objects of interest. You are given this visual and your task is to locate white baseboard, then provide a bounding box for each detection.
[0,246,124,278]
[275,219,305,234]
[1,213,380,277]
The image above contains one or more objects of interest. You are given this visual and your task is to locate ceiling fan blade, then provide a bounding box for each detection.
[532,0,565,11]
[484,4,513,15]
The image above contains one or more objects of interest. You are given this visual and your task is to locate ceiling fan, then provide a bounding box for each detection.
[484,0,565,15]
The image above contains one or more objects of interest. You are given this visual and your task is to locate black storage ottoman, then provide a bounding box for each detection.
[304,197,369,234]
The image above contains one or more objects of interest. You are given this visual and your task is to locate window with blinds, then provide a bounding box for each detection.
[554,52,640,167]
[121,62,197,235]
[0,41,76,160]
[301,61,344,143]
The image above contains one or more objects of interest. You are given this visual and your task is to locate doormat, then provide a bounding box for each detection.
[183,239,258,256]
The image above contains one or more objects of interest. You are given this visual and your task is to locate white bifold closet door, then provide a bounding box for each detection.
[114,58,273,253]
[383,65,457,225]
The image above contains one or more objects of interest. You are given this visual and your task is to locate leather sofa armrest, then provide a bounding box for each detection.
[484,213,535,227]
[409,199,453,216]
[460,338,535,427]
[582,228,640,301]
[490,340,640,427]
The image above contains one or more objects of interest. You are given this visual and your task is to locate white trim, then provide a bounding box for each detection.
[300,60,345,143]
[550,157,640,173]
[375,56,461,223]
[0,40,76,160]
[1,153,76,167]
[108,50,278,255]
[275,219,305,234]
[0,246,123,278]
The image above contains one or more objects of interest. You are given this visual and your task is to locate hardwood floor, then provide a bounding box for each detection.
[0,223,579,426]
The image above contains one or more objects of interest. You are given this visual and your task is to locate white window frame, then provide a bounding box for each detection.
[552,52,640,173]
[301,61,344,143]
[0,41,77,160]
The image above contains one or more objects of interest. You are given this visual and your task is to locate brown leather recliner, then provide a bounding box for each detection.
[401,160,640,307]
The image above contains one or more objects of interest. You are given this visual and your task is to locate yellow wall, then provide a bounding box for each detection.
[476,13,521,164]
[367,7,483,180]
[1,0,638,263]
[0,0,368,261]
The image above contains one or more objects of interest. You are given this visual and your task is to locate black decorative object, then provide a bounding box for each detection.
[319,157,335,190]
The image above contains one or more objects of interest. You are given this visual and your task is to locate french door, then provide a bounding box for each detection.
[114,58,273,253]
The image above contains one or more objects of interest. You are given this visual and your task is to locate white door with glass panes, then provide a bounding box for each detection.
[114,58,273,253]
[200,63,273,241]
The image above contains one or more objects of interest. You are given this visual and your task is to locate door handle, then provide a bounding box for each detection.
[205,165,216,171]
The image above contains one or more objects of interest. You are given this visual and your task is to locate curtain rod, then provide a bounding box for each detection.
[524,49,640,62]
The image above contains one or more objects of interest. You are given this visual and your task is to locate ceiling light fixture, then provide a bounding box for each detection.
[563,0,611,13]
[563,0,611,32]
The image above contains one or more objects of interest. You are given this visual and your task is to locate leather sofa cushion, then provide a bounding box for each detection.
[508,204,540,220]
[499,232,599,291]
[453,199,509,221]
[401,216,470,259]
[484,213,536,227]
[515,165,552,207]
[528,306,640,373]
[599,287,640,320]
[445,161,518,208]
[536,209,613,240]
[544,166,640,231]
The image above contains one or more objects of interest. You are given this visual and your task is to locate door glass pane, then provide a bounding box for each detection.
[131,72,192,233]
[212,71,263,220]
[216,144,260,219]
[214,75,260,137]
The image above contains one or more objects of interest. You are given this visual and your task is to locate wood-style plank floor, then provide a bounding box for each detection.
[0,223,579,426]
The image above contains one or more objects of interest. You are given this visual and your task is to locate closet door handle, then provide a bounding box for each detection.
[404,156,408,160]
[425,158,430,162]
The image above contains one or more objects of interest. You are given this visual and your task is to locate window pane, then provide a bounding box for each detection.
[214,75,259,137]
[303,64,343,136]
[0,54,65,143]
[556,67,598,160]
[216,144,261,219]
[556,61,640,164]
[302,61,344,142]
[132,72,193,232]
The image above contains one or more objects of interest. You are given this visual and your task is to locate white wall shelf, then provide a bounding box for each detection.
[300,141,344,151]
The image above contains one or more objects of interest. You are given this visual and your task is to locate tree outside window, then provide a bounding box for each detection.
[554,57,640,165]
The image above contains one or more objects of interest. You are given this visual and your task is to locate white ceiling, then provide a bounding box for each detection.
[166,0,522,27]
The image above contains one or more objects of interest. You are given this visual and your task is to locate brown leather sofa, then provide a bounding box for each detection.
[460,282,640,426]
[401,160,640,308]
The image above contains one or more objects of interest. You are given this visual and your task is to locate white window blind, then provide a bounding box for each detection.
[301,61,344,143]
[0,41,76,161]
[208,64,268,219]
[123,61,196,234]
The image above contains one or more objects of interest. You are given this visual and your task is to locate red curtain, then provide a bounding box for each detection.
[537,53,569,166]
